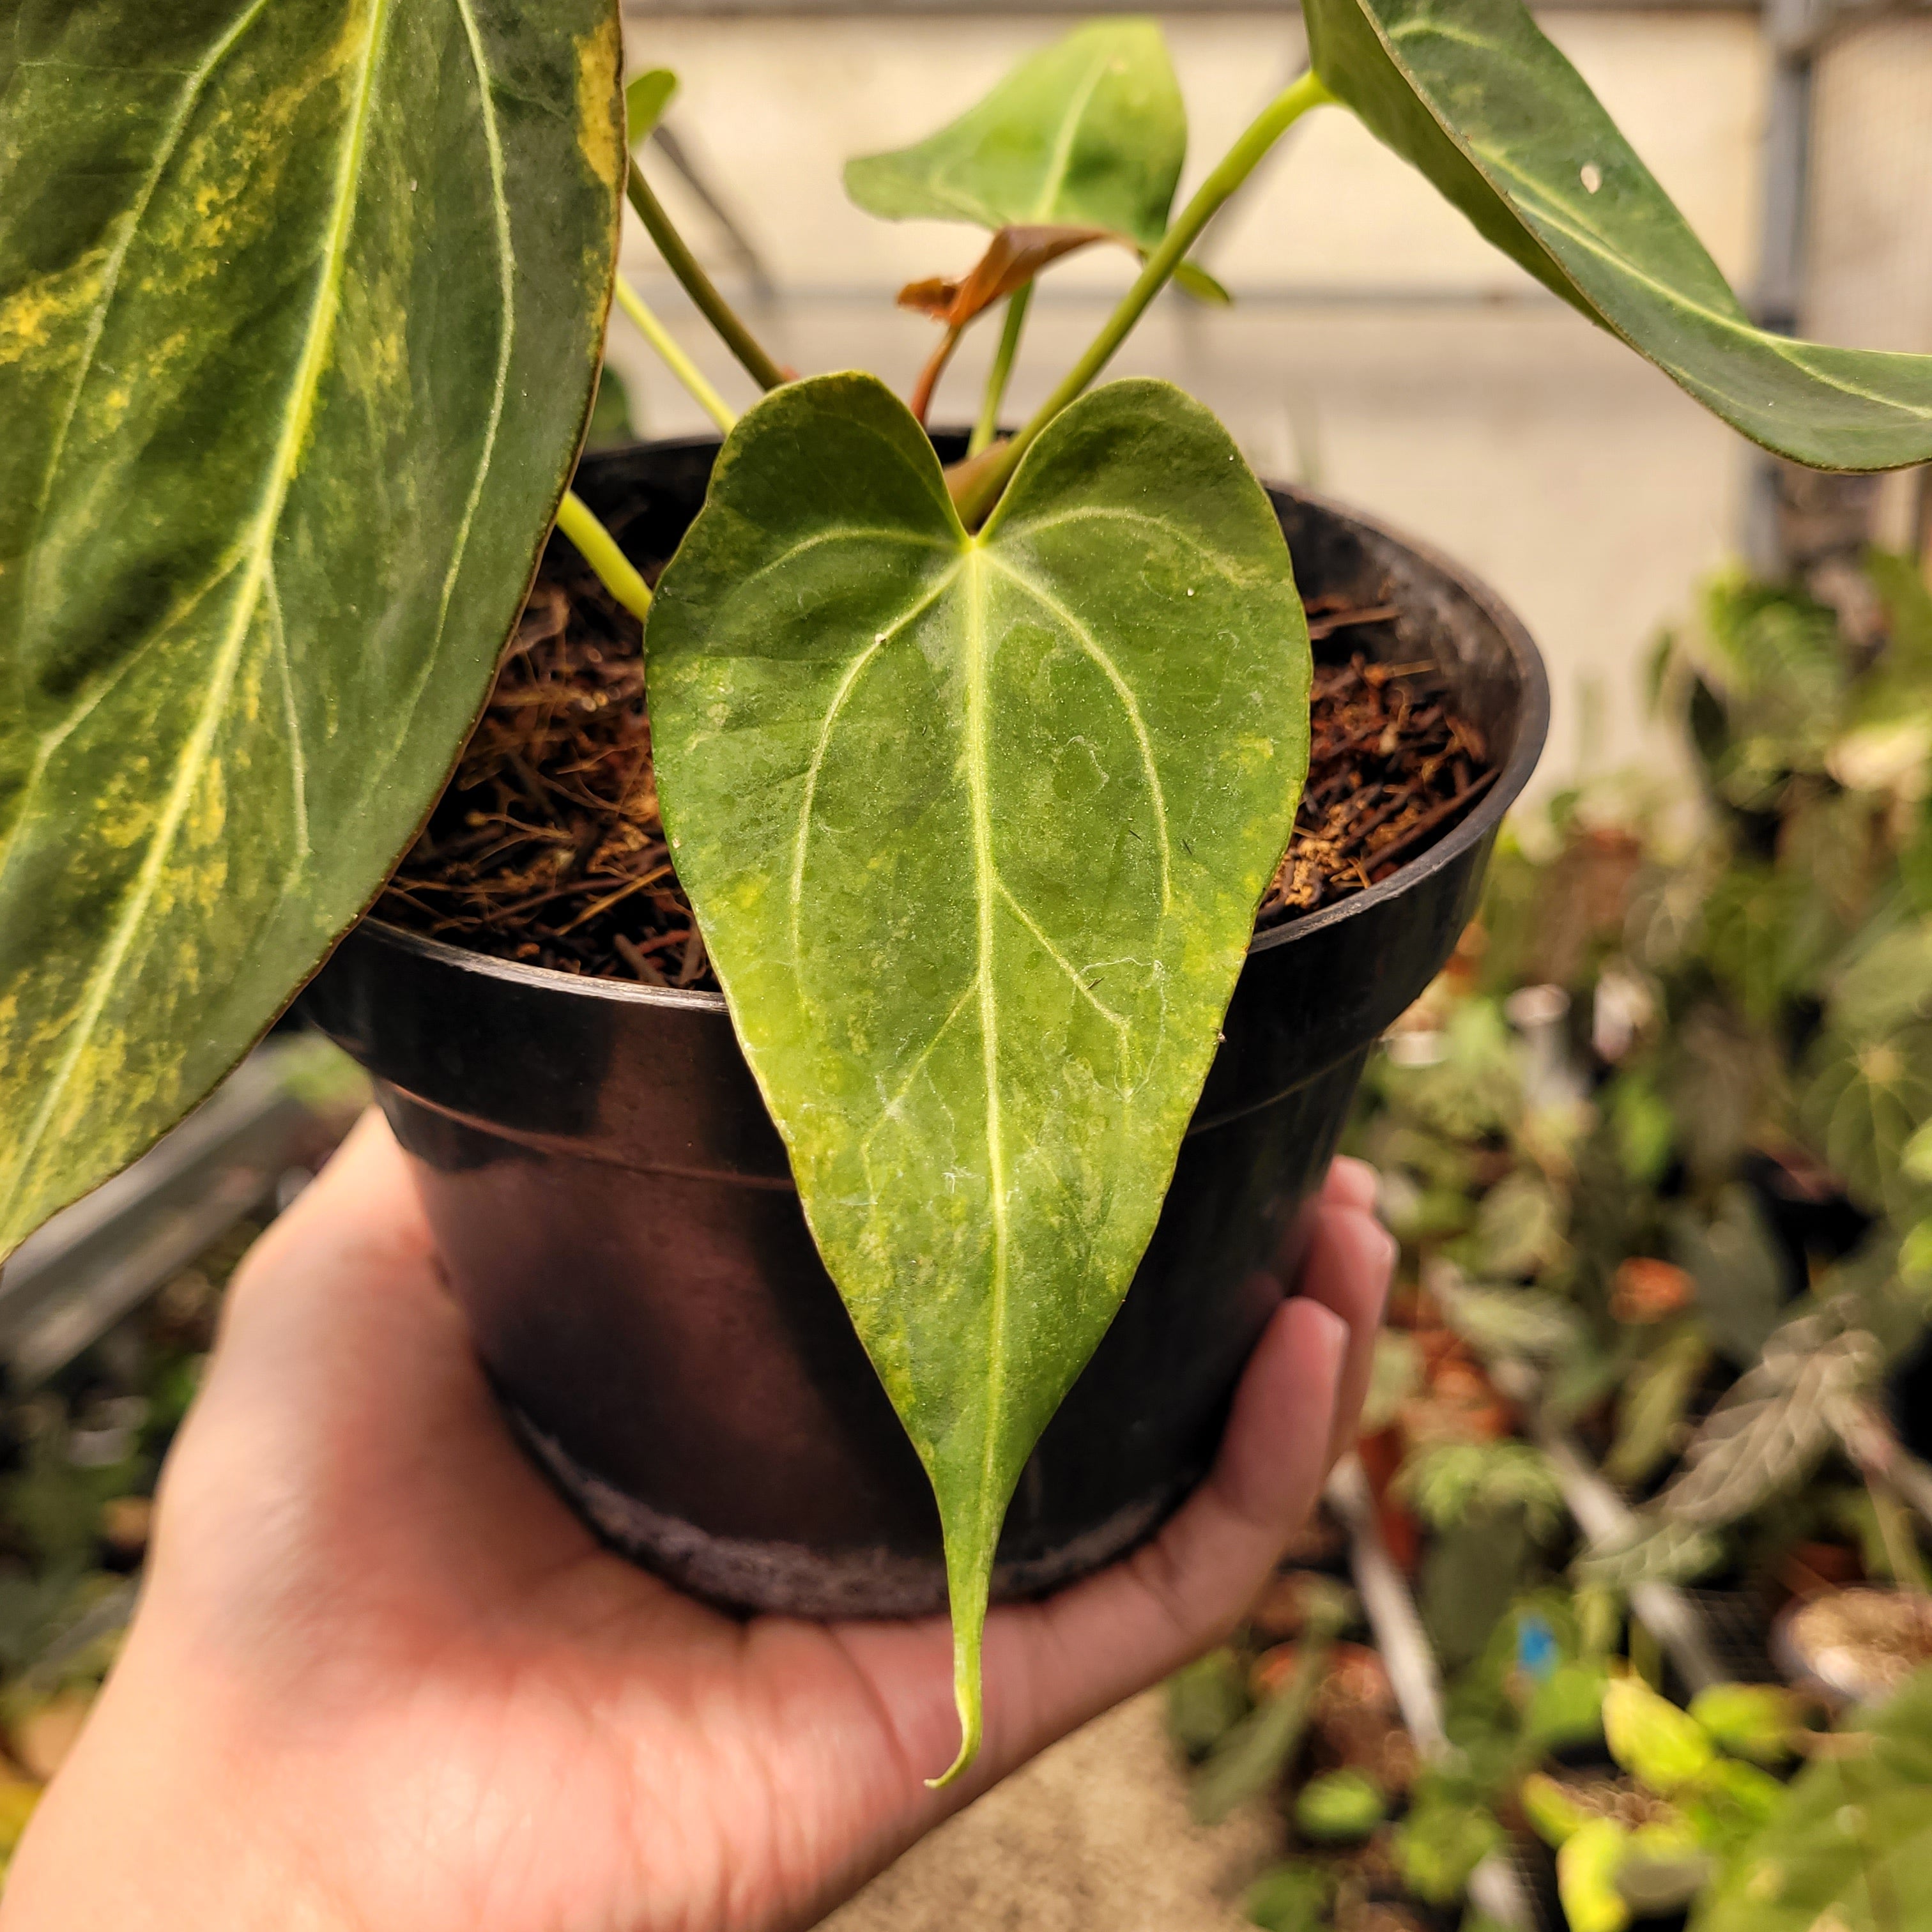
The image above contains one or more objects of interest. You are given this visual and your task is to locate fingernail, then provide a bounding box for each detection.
[1338,1206,1397,1276]
[1298,1296,1349,1362]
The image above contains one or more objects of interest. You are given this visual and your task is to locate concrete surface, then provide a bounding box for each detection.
[822,1690,1278,1932]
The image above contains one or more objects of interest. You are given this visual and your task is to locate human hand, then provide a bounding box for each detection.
[1,1113,1393,1932]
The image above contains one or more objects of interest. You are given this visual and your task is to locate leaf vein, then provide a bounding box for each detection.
[863,976,981,1142]
[1032,47,1114,221]
[788,562,962,959]
[981,551,1174,911]
[993,877,1128,1036]
[741,524,955,595]
[963,553,1011,1517]
[995,503,1252,578]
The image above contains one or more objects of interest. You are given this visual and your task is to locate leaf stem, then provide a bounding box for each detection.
[954,69,1334,525]
[556,491,652,621]
[968,284,1032,457]
[613,271,737,433]
[627,156,786,393]
[909,323,963,426]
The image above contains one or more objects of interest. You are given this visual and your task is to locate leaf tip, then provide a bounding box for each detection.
[925,1667,984,1790]
[924,1555,989,1787]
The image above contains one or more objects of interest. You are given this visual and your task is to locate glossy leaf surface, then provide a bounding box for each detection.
[0,0,625,1254]
[647,371,1309,1772]
[845,19,1185,248]
[1303,0,1932,468]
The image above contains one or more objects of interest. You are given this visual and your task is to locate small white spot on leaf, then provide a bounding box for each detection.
[1580,162,1603,194]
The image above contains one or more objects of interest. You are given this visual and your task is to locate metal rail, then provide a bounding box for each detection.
[0,1040,351,1390]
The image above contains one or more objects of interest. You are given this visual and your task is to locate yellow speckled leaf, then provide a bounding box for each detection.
[647,373,1310,1776]
[0,0,623,1253]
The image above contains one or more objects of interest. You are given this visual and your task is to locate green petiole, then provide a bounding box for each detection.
[955,70,1335,525]
[614,272,738,434]
[556,491,653,621]
[968,284,1032,459]
[627,157,786,394]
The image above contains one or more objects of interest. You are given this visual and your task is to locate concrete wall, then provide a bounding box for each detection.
[608,11,1924,796]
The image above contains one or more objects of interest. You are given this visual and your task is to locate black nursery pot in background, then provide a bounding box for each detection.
[304,441,1549,1620]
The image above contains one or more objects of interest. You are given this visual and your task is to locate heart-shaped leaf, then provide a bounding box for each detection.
[1303,0,1932,470]
[647,371,1309,1775]
[0,0,624,1255]
[845,19,1186,249]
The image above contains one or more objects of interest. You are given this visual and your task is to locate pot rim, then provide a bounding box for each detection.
[354,460,1549,1015]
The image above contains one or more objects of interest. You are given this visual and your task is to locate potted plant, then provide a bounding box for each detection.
[7,0,1932,1784]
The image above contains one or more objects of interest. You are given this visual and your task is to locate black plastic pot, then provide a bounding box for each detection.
[303,439,1548,1619]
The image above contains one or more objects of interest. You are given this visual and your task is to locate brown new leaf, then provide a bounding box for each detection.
[899,223,1123,328]
[901,224,1130,424]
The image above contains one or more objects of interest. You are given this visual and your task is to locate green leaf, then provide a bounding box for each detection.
[1399,1441,1566,1540]
[586,364,638,448]
[845,19,1186,249]
[1192,1634,1331,1825]
[1521,1770,1591,1848]
[625,65,676,145]
[1670,1189,1786,1366]
[1691,1666,1932,1932]
[1172,259,1234,306]
[1473,1169,1565,1277]
[1526,1660,1611,1754]
[1606,1326,1708,1489]
[1559,1818,1633,1932]
[1166,1648,1250,1759]
[1687,1685,1800,1767]
[1802,1020,1932,1216]
[1294,1768,1388,1841]
[1303,0,1932,470]
[1395,1788,1504,1906]
[0,0,624,1256]
[647,371,1309,1777]
[1243,1861,1333,1932]
[1438,1278,1584,1364]
[1604,1676,1716,1794]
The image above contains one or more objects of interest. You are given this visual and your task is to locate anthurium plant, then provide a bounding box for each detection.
[6,0,1932,1780]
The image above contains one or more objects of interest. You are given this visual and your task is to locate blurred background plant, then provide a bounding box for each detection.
[1171,542,1932,1932]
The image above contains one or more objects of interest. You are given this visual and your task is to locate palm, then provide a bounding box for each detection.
[3,1118,1390,1932]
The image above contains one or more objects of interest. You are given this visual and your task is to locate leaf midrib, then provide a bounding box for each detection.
[962,547,1011,1522]
[2,0,395,1225]
[1031,45,1114,222]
